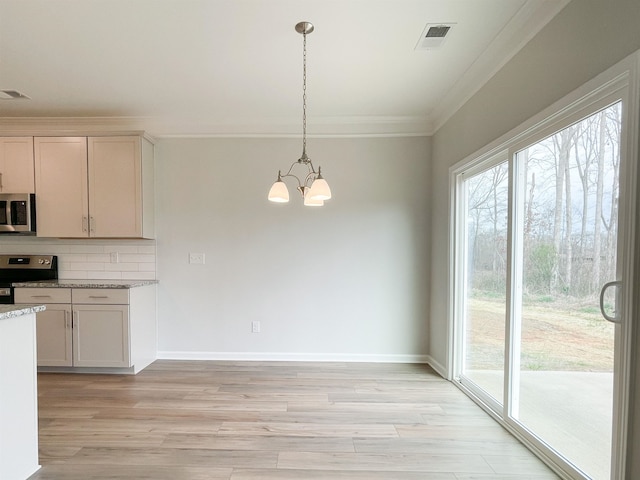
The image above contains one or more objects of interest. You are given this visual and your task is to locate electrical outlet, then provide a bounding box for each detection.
[110,252,119,263]
[189,253,205,264]
[251,321,261,333]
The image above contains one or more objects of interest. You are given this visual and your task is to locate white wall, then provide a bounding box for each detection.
[430,0,640,476]
[155,136,430,361]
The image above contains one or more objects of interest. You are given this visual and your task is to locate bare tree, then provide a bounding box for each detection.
[466,162,509,291]
[490,164,508,273]
[602,104,621,283]
[463,102,621,300]
[573,118,598,293]
[591,110,606,291]
[523,148,534,252]
[551,126,576,293]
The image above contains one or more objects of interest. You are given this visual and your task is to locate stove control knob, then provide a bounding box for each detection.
[44,259,51,265]
[38,259,44,264]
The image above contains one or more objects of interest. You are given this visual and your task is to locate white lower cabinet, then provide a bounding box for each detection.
[73,304,129,368]
[15,285,156,373]
[36,304,73,367]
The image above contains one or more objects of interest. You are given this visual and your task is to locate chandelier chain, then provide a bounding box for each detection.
[302,31,307,158]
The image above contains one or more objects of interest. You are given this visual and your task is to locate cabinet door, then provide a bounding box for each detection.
[88,136,141,237]
[0,137,35,193]
[35,305,73,367]
[34,137,89,237]
[73,304,130,367]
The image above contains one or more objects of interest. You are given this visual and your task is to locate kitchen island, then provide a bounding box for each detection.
[0,304,46,480]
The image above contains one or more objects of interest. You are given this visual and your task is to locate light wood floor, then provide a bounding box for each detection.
[28,360,559,479]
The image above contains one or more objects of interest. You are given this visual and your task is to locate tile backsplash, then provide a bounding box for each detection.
[0,238,156,280]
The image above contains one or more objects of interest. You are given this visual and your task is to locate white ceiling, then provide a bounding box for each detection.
[0,0,568,137]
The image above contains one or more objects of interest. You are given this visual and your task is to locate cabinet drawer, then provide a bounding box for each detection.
[15,288,72,304]
[72,288,129,305]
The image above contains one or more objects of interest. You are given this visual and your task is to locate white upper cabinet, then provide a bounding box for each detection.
[34,137,89,237]
[34,135,154,238]
[0,137,35,193]
[88,136,142,237]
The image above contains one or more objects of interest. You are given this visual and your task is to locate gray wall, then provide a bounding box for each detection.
[155,136,430,361]
[430,0,640,477]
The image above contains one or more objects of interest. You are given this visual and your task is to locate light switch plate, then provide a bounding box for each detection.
[189,253,205,264]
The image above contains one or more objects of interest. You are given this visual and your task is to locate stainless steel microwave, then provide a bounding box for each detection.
[0,194,36,234]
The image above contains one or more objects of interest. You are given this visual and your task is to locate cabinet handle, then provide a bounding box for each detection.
[88,295,109,299]
[31,295,52,298]
[65,310,70,329]
[72,312,78,328]
[90,216,95,233]
[0,172,3,190]
[82,216,88,232]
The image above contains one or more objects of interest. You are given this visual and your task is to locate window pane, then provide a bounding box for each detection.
[514,103,620,479]
[462,161,509,403]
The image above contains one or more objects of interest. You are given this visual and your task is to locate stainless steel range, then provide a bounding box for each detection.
[0,255,58,304]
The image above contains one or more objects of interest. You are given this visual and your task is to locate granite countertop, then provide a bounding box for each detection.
[12,279,158,289]
[0,304,46,320]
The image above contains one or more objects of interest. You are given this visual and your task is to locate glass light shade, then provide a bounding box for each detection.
[304,191,324,206]
[268,180,289,203]
[308,177,332,200]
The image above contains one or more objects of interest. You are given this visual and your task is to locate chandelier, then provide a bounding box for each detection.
[268,21,332,207]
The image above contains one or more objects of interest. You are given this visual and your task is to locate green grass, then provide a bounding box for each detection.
[537,295,554,303]
[579,306,600,315]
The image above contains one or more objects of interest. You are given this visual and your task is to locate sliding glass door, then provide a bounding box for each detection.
[510,103,621,479]
[453,69,636,480]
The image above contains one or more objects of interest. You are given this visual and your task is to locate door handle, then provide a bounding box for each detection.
[599,280,621,323]
[90,216,95,233]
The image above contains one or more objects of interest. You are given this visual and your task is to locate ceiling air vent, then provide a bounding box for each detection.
[0,89,30,100]
[415,23,455,50]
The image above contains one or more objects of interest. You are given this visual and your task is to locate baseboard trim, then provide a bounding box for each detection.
[425,355,448,379]
[38,366,136,375]
[157,351,430,364]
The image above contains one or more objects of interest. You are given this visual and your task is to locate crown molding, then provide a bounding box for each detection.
[430,0,571,133]
[150,115,433,138]
[0,116,150,138]
[0,115,433,138]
